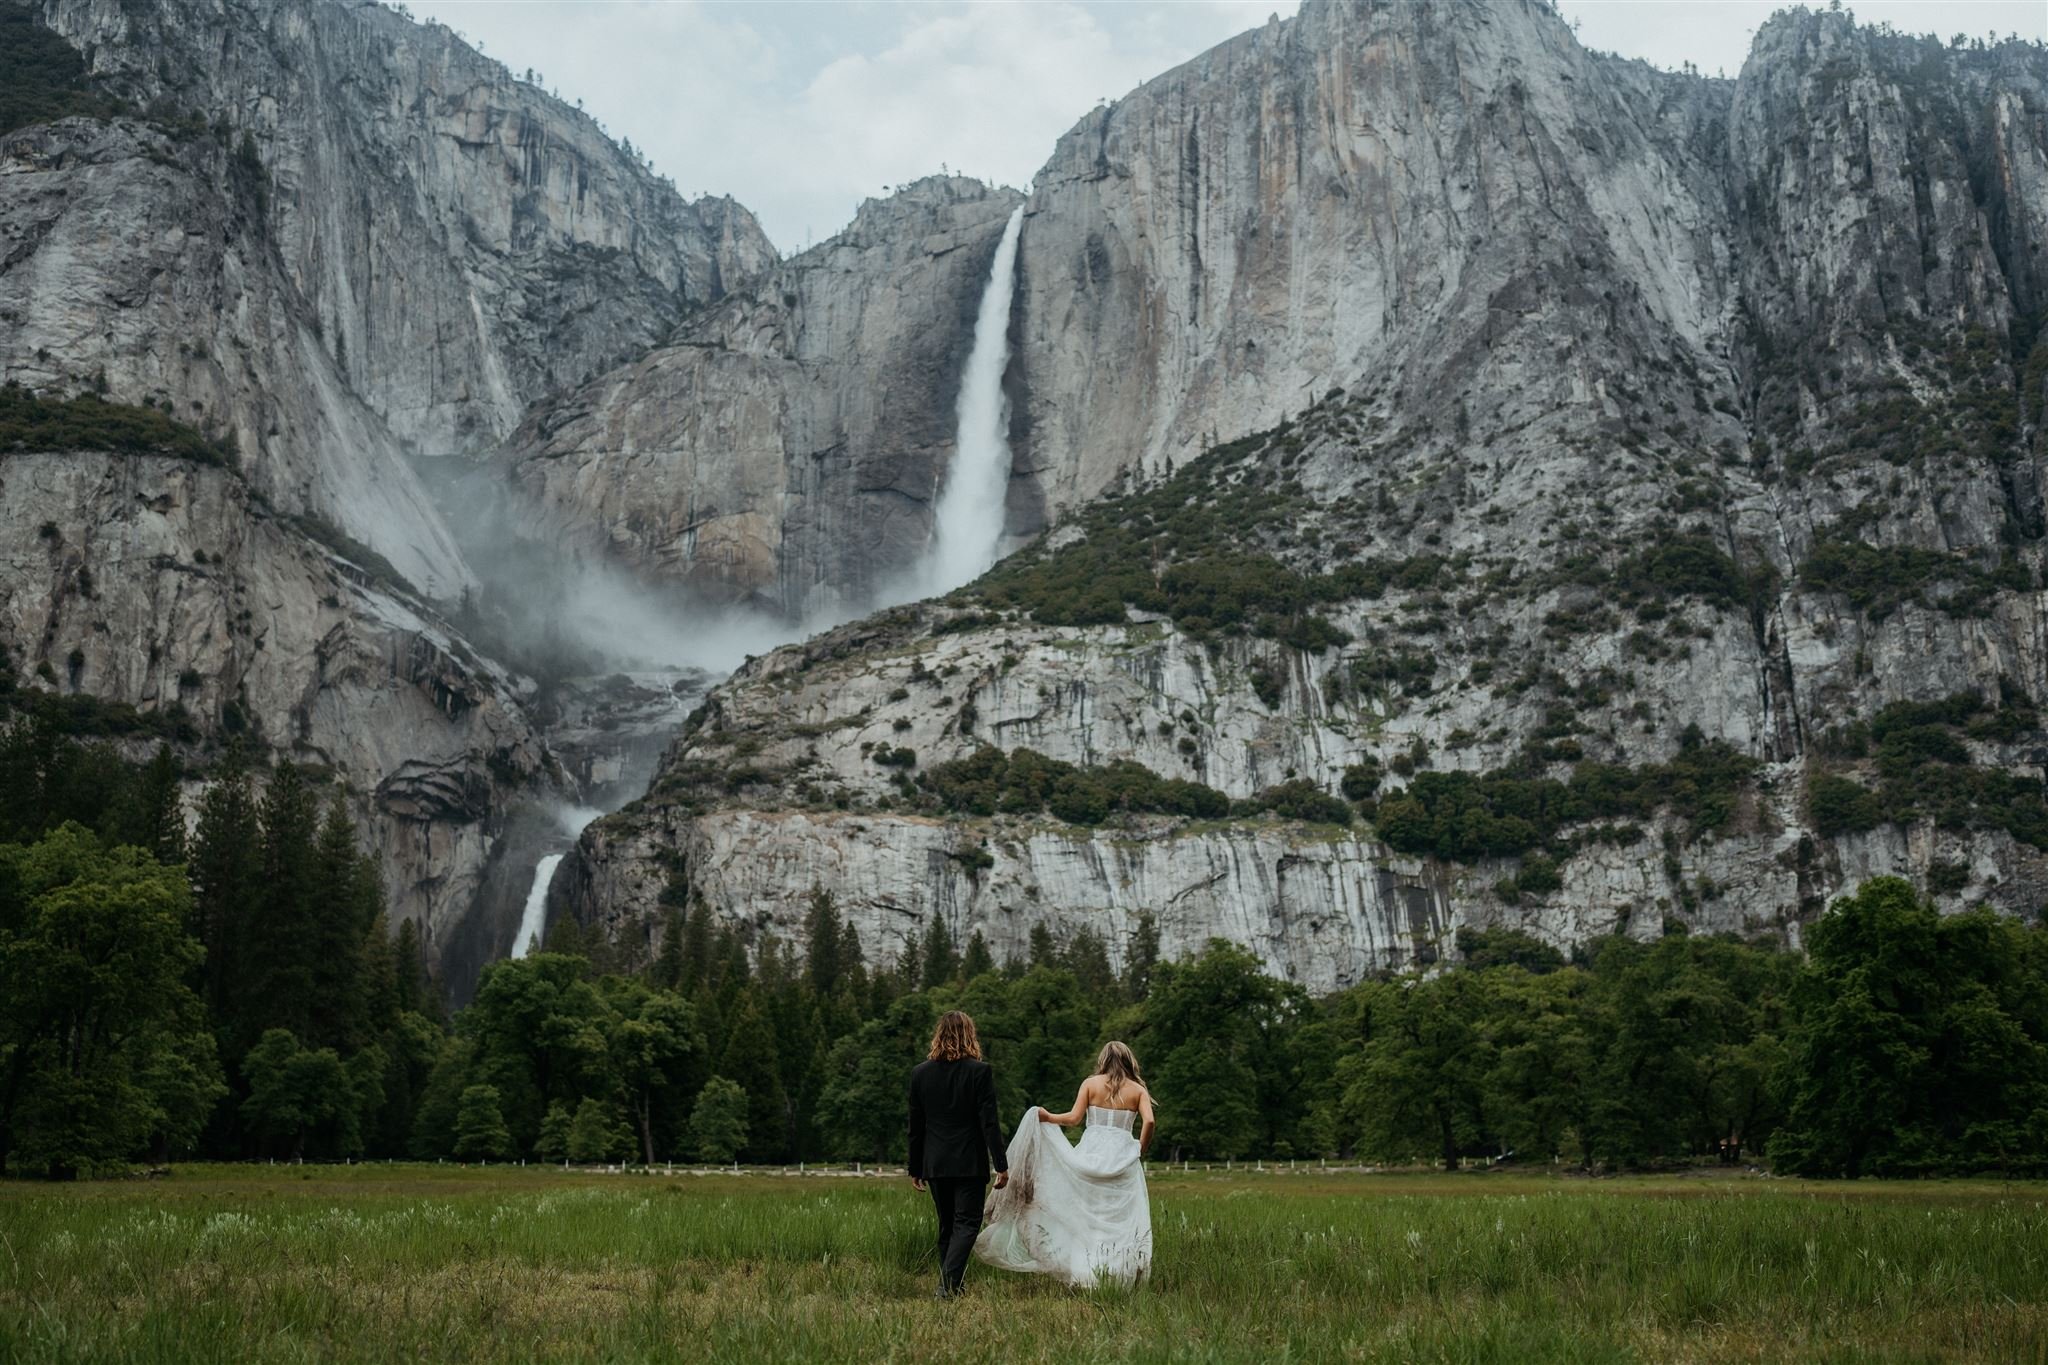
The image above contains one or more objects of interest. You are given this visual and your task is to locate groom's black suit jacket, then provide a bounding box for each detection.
[907,1057,1008,1180]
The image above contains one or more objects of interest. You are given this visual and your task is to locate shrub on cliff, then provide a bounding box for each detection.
[920,746,1229,825]
[1374,733,1757,862]
[0,384,235,467]
[1805,688,2047,849]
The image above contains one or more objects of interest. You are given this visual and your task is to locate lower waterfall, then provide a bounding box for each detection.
[510,804,603,960]
[510,854,564,960]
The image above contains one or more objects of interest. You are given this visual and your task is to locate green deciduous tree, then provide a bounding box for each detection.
[463,953,611,1149]
[688,1077,749,1163]
[1341,973,1494,1168]
[603,980,704,1163]
[1770,877,2048,1177]
[0,824,221,1177]
[1137,941,1308,1159]
[817,994,935,1162]
[565,1096,632,1163]
[239,1028,362,1159]
[534,1100,572,1161]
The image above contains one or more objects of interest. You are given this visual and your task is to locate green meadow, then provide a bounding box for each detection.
[2,1164,2043,1363]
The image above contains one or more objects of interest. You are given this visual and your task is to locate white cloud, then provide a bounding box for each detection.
[411,0,1290,251]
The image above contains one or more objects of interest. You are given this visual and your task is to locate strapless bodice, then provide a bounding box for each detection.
[1085,1104,1137,1134]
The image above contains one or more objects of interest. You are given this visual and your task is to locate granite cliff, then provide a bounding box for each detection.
[499,177,1025,618]
[6,0,2047,995]
[560,1,2048,987]
[1,0,772,987]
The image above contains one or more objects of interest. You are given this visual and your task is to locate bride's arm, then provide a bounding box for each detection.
[1137,1087,1156,1156]
[1037,1080,1092,1127]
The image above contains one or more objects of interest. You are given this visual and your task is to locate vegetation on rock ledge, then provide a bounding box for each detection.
[1805,687,2048,849]
[1374,727,1756,862]
[0,384,236,468]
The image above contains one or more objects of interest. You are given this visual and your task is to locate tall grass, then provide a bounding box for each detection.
[2,1166,2043,1362]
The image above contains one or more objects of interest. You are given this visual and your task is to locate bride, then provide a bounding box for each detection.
[974,1041,1155,1288]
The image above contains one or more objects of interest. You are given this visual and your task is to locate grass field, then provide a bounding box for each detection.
[2,1164,2044,1363]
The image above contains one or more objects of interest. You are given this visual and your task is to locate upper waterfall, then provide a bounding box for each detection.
[899,205,1026,600]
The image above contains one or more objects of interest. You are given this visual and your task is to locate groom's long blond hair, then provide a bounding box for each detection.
[1095,1041,1144,1102]
[928,1010,983,1062]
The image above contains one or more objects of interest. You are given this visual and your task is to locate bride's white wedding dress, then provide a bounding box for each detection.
[974,1105,1152,1287]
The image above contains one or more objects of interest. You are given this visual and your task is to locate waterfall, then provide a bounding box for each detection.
[509,804,603,960]
[908,204,1025,598]
[510,854,564,960]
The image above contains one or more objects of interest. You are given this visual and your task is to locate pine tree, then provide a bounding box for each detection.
[712,922,750,998]
[453,1084,512,1160]
[1125,913,1161,999]
[248,763,320,1050]
[360,912,398,1037]
[1066,927,1117,999]
[678,897,714,995]
[920,916,958,991]
[767,985,824,1157]
[189,747,262,1051]
[803,888,842,996]
[306,799,374,1051]
[716,992,788,1162]
[650,910,686,991]
[838,913,868,999]
[132,744,187,864]
[393,918,427,1015]
[868,947,906,1016]
[961,930,996,982]
[1028,922,1059,971]
[542,913,593,961]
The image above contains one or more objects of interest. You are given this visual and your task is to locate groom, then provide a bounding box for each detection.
[907,1009,1009,1299]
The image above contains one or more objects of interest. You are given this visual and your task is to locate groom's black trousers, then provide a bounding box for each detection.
[927,1177,987,1291]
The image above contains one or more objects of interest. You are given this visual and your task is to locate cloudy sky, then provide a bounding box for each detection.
[409,1,2047,253]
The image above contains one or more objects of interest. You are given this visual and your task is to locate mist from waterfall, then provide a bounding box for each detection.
[891,205,1026,602]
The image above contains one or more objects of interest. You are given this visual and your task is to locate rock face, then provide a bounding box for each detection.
[0,449,547,964]
[10,0,2048,992]
[8,0,774,589]
[502,177,1023,617]
[2,0,776,990]
[40,0,775,455]
[566,1,2048,985]
[0,115,470,595]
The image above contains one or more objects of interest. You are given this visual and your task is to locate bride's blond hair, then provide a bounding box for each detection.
[1095,1041,1143,1102]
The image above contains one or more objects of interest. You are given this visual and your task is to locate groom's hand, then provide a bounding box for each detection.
[993,1171,1008,1189]
[911,1176,926,1191]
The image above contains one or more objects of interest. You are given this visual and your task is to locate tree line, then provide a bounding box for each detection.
[3,710,2044,1178]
